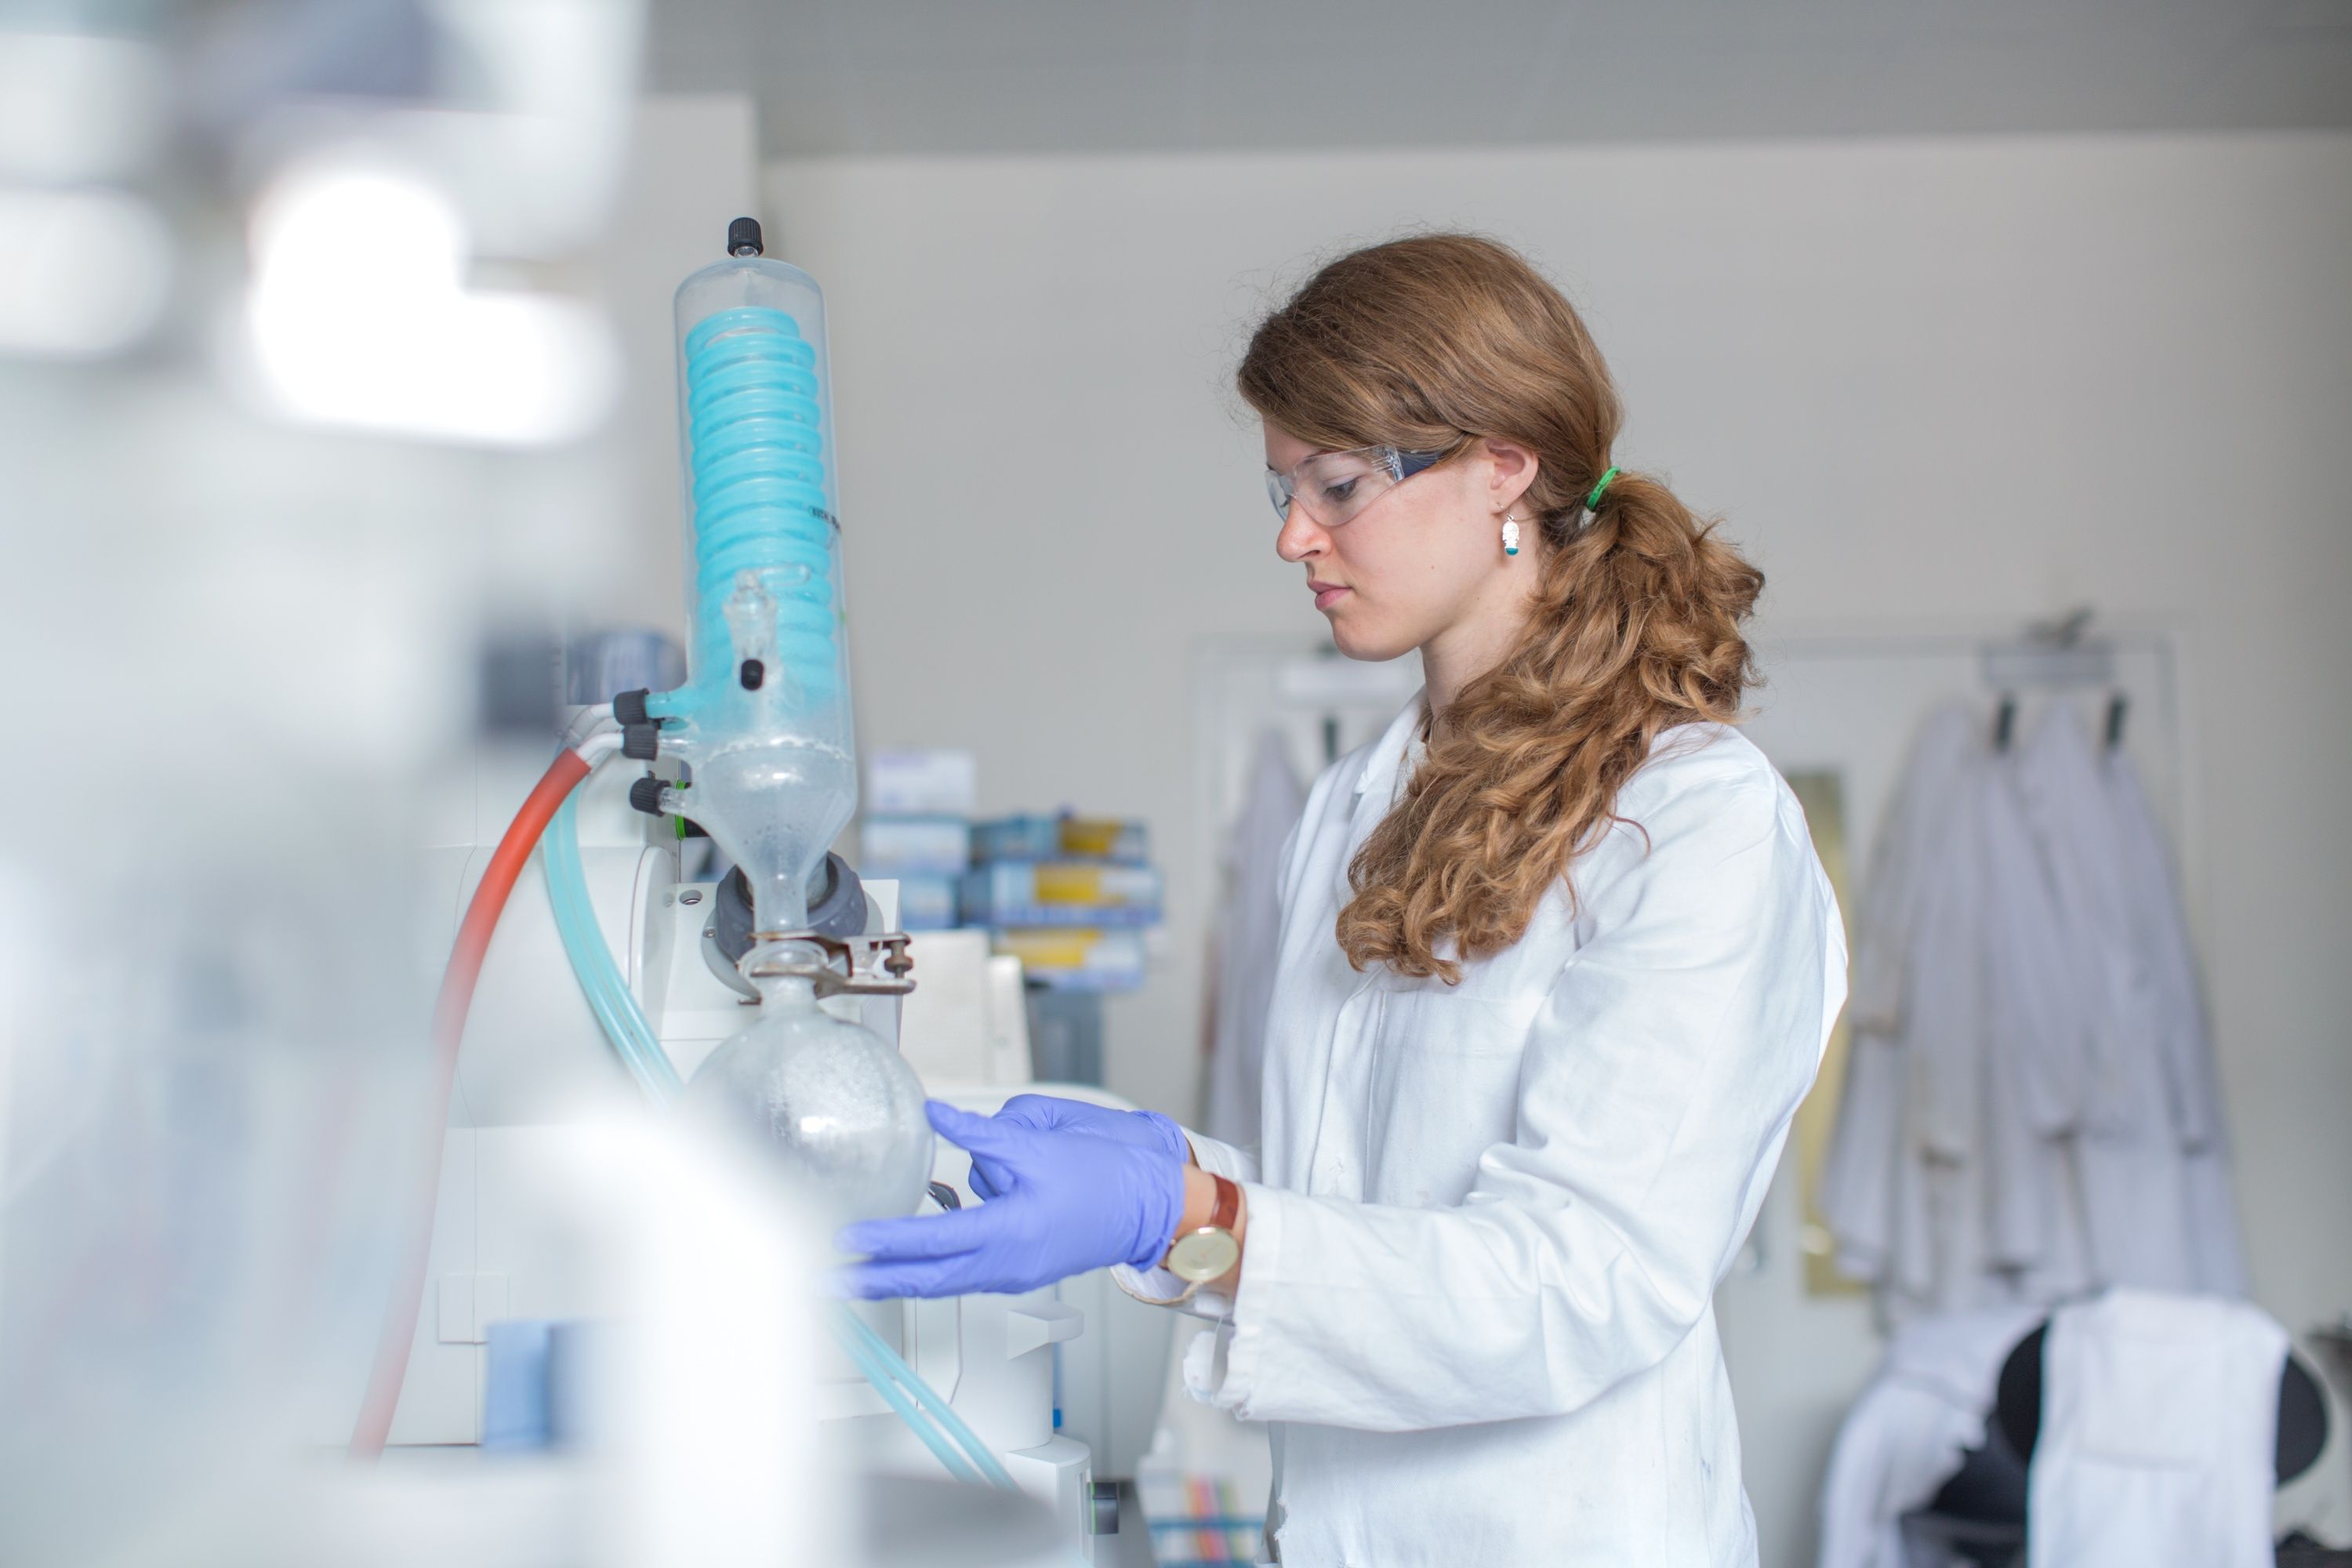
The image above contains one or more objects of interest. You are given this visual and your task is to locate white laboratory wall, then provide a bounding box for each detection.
[572,94,762,637]
[728,132,2351,1563]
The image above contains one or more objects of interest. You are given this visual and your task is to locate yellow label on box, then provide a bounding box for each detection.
[1057,819,1126,857]
[1032,865,1105,904]
[993,929,1106,968]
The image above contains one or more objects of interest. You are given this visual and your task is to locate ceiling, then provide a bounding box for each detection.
[647,0,2352,158]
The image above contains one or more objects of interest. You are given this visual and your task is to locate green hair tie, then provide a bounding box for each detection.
[1584,466,1621,512]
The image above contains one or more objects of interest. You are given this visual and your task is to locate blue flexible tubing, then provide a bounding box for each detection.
[541,779,1011,1489]
[545,815,673,1102]
[840,1312,1011,1490]
[831,1313,982,1485]
[842,1309,1018,1490]
[681,306,840,704]
[543,793,683,1103]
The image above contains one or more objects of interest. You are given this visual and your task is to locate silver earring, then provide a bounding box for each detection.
[1501,514,1522,557]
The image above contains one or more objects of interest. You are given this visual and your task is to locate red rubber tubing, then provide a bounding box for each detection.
[347,747,593,1458]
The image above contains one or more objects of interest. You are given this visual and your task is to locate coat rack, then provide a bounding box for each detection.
[1983,605,2129,753]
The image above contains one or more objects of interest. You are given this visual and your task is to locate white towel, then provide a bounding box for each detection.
[2028,1288,2288,1568]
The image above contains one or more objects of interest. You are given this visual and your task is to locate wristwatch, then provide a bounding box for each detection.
[1112,1172,1245,1309]
[1165,1173,1242,1285]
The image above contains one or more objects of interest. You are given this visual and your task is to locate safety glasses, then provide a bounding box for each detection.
[1265,443,1454,529]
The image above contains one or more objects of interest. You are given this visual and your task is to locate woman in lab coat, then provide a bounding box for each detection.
[840,234,1847,1567]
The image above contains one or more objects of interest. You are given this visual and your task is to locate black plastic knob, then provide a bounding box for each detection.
[728,216,764,257]
[628,775,666,815]
[739,658,764,691]
[622,723,660,760]
[612,688,650,726]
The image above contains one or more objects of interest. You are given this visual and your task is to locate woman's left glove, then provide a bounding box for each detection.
[835,1099,1184,1300]
[964,1092,1188,1200]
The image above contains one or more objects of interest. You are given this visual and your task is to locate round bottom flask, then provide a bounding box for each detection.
[684,962,931,1226]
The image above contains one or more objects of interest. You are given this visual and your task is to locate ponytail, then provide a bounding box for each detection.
[1239,234,1764,983]
[1338,465,1759,982]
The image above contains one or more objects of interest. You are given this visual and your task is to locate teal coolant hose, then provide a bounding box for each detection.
[680,306,840,706]
[839,1308,1018,1490]
[543,794,683,1104]
[833,1313,982,1485]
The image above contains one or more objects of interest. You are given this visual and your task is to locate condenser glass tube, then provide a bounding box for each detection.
[644,223,856,935]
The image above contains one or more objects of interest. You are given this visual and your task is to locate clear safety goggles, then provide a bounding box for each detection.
[1265,443,1453,529]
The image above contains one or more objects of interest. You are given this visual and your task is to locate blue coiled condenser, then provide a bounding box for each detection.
[680,305,840,703]
[638,222,860,934]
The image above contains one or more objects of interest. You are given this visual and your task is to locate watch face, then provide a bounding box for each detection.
[1167,1227,1240,1284]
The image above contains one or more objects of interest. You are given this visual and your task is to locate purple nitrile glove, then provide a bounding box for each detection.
[963,1093,1189,1201]
[835,1099,1185,1300]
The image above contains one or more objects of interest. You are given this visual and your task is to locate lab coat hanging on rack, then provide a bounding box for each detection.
[1817,693,2245,1322]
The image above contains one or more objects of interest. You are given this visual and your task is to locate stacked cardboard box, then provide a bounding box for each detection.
[858,750,976,931]
[962,813,1160,993]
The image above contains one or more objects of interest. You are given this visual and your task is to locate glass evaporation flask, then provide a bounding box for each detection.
[683,942,931,1227]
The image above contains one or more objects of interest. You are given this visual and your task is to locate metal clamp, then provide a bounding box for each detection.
[742,929,916,998]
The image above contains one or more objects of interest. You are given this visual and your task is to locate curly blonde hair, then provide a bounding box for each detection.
[1236,234,1763,983]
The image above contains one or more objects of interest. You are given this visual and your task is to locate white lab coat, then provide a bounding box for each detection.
[1816,1304,2044,1568]
[2014,709,2238,1294]
[2027,1289,2288,1568]
[1817,699,2241,1325]
[2098,743,2247,1296]
[1125,696,1846,1567]
[1976,752,2096,1302]
[1817,704,1977,1296]
[1820,703,2067,1321]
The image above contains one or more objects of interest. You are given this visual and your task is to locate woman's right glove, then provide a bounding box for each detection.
[834,1100,1184,1300]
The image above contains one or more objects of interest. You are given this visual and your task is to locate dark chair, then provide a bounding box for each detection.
[1898,1319,2329,1568]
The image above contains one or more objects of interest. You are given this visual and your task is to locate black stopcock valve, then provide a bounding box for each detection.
[612,688,651,726]
[739,659,765,691]
[728,216,764,257]
[628,775,666,816]
[622,722,660,760]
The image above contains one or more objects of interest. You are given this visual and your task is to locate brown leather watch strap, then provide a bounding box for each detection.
[1207,1173,1240,1232]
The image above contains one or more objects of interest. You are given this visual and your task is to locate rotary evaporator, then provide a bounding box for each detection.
[345,219,1173,1562]
[637,215,931,1225]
